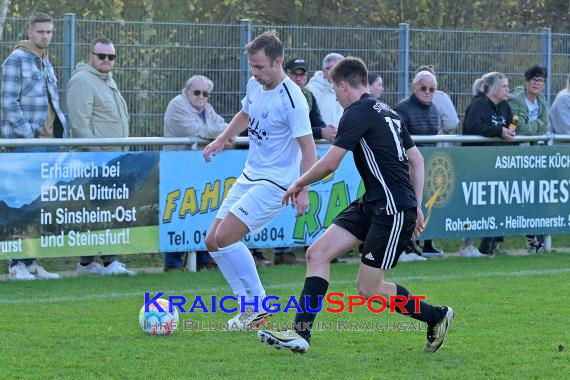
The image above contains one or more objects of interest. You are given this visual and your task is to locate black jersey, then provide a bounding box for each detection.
[333,94,417,215]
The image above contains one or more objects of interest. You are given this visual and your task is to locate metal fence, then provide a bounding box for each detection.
[2,15,569,140]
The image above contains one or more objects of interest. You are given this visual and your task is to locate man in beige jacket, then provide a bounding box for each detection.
[67,37,134,276]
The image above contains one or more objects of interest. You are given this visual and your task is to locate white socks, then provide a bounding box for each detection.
[210,241,266,309]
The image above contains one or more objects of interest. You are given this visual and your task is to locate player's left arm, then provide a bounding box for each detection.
[291,134,318,216]
[406,146,425,236]
[284,144,347,210]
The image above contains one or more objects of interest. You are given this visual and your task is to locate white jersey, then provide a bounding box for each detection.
[241,76,312,188]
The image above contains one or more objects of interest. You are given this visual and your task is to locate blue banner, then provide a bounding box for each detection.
[159,148,362,251]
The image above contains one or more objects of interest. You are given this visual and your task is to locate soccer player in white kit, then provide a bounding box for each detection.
[203,31,317,329]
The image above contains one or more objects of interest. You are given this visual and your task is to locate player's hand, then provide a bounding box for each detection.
[413,206,425,238]
[293,188,310,216]
[321,125,337,142]
[203,138,225,162]
[282,180,305,207]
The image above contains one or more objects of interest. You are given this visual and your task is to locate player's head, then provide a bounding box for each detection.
[28,13,53,50]
[246,31,284,88]
[329,57,368,108]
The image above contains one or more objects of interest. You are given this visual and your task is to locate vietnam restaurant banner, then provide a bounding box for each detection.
[159,148,363,252]
[420,145,570,239]
[0,152,159,260]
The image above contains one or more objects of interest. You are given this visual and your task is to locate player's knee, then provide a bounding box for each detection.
[204,232,217,252]
[305,245,329,268]
[213,229,234,249]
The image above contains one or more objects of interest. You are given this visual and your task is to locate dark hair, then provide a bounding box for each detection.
[524,65,547,80]
[330,57,368,88]
[245,31,283,62]
[368,72,380,85]
[90,37,114,51]
[28,13,52,28]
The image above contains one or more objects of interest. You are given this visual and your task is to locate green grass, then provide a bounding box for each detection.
[1,253,569,379]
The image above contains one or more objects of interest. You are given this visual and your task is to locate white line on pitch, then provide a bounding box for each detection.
[0,267,569,305]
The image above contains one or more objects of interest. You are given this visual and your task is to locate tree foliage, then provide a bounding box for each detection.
[5,0,570,31]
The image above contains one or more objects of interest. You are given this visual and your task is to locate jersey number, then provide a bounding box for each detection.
[384,117,407,161]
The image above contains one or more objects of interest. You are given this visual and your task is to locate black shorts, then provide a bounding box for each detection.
[333,199,416,270]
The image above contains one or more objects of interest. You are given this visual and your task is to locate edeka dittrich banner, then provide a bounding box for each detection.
[420,145,570,239]
[0,152,159,259]
[159,148,363,252]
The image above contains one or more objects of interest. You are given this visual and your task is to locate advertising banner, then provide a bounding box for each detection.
[159,148,362,251]
[2,145,569,259]
[0,152,159,259]
[421,145,570,238]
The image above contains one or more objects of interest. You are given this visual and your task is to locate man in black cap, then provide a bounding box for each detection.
[284,57,337,142]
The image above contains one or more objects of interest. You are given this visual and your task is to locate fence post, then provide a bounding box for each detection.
[239,19,252,96]
[541,27,552,104]
[398,23,410,101]
[62,13,76,112]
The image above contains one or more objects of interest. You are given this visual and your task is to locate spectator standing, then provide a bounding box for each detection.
[415,65,459,144]
[1,13,67,280]
[463,71,515,255]
[549,73,570,143]
[306,53,344,127]
[508,65,549,253]
[368,72,384,99]
[67,37,134,275]
[163,74,231,271]
[394,70,444,260]
[413,66,482,257]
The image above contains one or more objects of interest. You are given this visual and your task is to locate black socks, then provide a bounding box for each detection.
[293,276,329,342]
[395,284,444,325]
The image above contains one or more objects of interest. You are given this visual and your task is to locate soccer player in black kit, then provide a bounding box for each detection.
[258,57,453,354]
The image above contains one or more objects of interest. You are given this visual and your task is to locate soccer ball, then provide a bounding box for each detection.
[139,298,179,335]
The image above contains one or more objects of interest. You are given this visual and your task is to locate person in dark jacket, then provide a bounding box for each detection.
[463,71,516,255]
[394,70,443,260]
[394,70,439,142]
[463,71,516,144]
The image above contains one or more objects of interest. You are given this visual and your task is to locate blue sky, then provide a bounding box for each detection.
[0,152,123,208]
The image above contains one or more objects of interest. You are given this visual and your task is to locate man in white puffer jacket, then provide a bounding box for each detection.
[306,53,344,128]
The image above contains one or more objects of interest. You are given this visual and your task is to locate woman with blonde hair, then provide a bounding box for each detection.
[462,72,516,256]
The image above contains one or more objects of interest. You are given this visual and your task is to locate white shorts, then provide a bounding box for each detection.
[215,174,287,233]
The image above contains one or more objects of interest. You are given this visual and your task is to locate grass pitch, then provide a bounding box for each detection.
[1,253,569,379]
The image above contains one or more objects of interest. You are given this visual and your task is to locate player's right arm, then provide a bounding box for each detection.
[203,110,248,162]
[283,145,347,206]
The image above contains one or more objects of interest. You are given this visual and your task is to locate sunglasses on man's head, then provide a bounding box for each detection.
[91,52,116,61]
[419,86,436,93]
[192,90,209,97]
